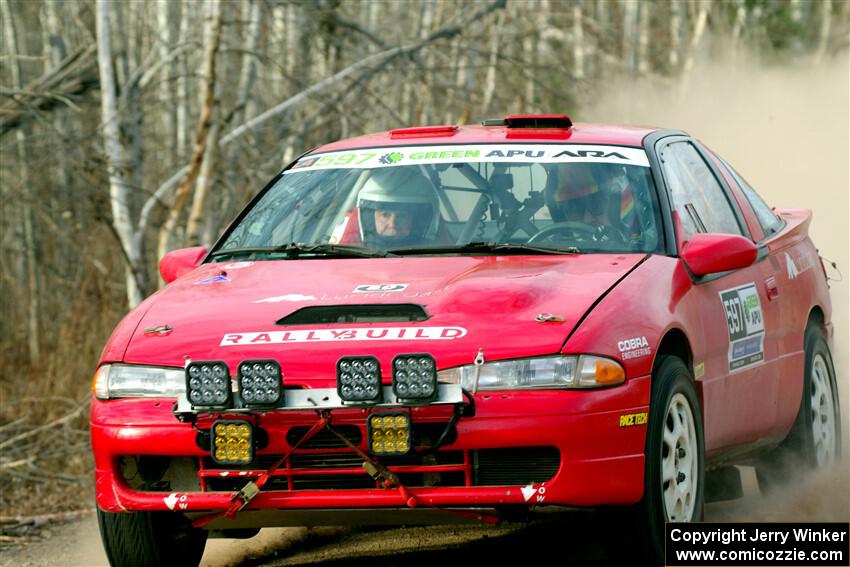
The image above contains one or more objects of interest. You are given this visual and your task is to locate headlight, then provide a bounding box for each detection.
[93,364,186,400]
[436,355,625,391]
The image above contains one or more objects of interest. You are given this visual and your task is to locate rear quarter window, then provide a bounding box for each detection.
[719,159,784,238]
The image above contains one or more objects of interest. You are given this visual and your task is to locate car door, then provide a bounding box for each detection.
[711,156,807,441]
[657,137,780,453]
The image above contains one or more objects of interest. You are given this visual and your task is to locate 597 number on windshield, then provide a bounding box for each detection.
[314,153,377,166]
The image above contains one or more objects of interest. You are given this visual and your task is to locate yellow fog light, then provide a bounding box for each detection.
[211,419,254,465]
[367,412,411,456]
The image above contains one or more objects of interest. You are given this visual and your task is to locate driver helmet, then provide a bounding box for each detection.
[547,163,625,223]
[357,167,440,247]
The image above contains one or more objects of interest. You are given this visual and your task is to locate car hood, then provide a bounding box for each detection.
[124,254,645,384]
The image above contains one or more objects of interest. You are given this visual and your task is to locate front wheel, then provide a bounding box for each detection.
[97,509,207,567]
[612,357,705,565]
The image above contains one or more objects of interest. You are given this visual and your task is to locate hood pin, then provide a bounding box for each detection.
[144,324,173,336]
[535,313,564,323]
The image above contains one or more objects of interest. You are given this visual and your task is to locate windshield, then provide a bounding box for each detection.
[215,144,662,257]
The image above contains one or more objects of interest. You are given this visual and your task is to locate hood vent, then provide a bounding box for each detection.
[277,304,429,325]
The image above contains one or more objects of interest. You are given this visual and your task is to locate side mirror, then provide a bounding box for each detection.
[159,246,208,283]
[681,233,757,277]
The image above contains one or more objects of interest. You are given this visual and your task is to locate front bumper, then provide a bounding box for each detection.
[91,375,650,519]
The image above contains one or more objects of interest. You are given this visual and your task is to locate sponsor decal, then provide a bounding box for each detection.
[785,252,799,279]
[619,412,649,427]
[719,283,765,371]
[353,283,408,293]
[254,294,316,303]
[164,493,188,510]
[285,144,650,173]
[195,275,230,285]
[694,362,705,379]
[785,250,814,280]
[220,326,467,346]
[314,286,448,301]
[289,156,318,170]
[618,335,652,360]
[378,152,403,164]
[521,484,546,503]
[551,149,628,160]
[223,261,254,269]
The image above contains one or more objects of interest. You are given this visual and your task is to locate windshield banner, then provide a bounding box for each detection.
[286,144,650,173]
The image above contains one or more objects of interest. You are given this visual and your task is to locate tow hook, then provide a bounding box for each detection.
[362,461,399,487]
[231,481,260,512]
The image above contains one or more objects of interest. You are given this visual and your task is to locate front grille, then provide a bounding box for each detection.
[198,447,559,492]
[191,419,558,492]
[202,450,466,492]
[286,425,362,448]
[474,447,560,486]
[284,423,454,451]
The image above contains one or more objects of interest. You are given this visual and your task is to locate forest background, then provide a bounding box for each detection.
[1,0,848,520]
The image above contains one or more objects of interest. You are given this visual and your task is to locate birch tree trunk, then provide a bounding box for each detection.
[621,0,639,72]
[42,0,71,219]
[185,121,221,246]
[176,1,192,161]
[637,1,650,74]
[669,0,682,69]
[680,1,711,84]
[95,0,146,308]
[481,10,506,116]
[572,2,585,80]
[1,0,41,363]
[233,0,262,127]
[813,0,832,64]
[157,0,178,165]
[157,0,224,261]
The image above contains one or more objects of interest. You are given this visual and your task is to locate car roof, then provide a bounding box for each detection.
[312,121,662,154]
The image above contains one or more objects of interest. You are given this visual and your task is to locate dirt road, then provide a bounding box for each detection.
[2,466,847,567]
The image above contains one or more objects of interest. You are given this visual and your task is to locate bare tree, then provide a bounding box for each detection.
[95,0,148,308]
[1,0,41,363]
[157,0,225,261]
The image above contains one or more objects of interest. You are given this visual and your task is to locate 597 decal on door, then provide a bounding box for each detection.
[719,283,765,371]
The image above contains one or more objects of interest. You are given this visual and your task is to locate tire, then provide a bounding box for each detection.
[609,356,705,566]
[97,509,207,567]
[756,324,841,492]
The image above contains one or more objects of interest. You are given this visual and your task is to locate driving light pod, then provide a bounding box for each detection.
[237,360,282,407]
[368,413,412,455]
[211,420,253,464]
[186,361,231,408]
[392,354,437,402]
[337,356,382,403]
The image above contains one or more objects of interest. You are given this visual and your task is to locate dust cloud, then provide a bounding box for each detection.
[583,50,849,520]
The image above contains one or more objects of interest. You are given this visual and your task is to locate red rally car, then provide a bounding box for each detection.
[91,115,841,566]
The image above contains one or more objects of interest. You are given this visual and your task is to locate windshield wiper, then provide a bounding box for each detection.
[389,241,580,256]
[209,243,394,260]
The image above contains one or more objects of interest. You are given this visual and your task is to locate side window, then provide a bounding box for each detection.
[661,141,742,236]
[719,159,784,238]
